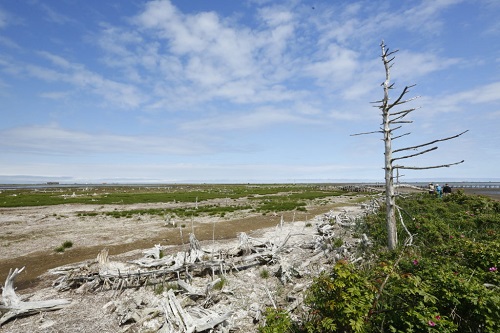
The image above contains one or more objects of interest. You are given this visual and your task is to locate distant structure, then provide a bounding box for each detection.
[46,182,60,185]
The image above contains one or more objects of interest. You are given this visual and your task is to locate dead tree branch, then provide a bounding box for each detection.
[351,40,467,250]
[394,160,465,170]
[393,130,468,153]
[0,267,71,326]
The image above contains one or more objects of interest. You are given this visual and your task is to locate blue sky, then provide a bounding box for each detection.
[1,0,499,183]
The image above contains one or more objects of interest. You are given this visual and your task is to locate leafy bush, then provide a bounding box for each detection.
[262,191,500,332]
[259,308,295,333]
[303,261,374,333]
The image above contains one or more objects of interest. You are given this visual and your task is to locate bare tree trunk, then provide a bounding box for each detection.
[381,42,398,250]
[353,41,467,251]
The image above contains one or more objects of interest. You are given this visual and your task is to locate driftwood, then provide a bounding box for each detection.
[159,289,231,333]
[41,206,374,331]
[0,267,71,326]
[52,232,289,293]
[51,205,371,294]
[0,200,381,332]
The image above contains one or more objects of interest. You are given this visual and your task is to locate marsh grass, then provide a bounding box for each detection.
[54,240,73,253]
[0,184,352,208]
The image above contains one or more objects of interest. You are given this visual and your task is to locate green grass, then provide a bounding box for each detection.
[54,240,73,253]
[1,185,368,230]
[0,184,353,208]
[213,275,227,290]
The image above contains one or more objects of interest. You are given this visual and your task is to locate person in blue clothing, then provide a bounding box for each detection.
[435,184,443,198]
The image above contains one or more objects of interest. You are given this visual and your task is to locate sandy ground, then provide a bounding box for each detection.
[0,195,365,290]
[0,194,372,332]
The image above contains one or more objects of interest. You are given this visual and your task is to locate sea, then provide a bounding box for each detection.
[1,181,499,196]
[402,182,500,200]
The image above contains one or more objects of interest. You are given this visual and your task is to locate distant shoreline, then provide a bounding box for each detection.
[461,187,500,201]
[1,182,499,201]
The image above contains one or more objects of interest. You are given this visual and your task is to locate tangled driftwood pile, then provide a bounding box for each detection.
[0,199,380,332]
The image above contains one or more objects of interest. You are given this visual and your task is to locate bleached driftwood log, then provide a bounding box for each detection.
[237,232,252,255]
[143,244,163,259]
[0,267,71,326]
[159,289,231,333]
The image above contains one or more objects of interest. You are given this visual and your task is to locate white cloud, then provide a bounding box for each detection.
[451,82,500,104]
[0,36,20,49]
[1,0,498,182]
[401,0,464,30]
[0,7,10,28]
[395,50,462,80]
[39,91,72,100]
[0,124,213,155]
[39,3,74,25]
[180,106,317,132]
[419,81,500,115]
[21,52,146,109]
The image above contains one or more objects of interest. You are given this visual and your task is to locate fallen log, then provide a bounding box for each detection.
[0,267,71,326]
[159,289,231,332]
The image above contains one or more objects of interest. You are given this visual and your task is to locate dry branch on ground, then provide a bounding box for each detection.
[1,197,381,332]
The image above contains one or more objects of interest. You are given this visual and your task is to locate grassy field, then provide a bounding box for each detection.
[0,184,358,213]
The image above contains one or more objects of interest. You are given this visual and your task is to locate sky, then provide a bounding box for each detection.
[0,0,499,184]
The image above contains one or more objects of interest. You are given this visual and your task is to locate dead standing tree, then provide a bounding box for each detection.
[354,41,467,250]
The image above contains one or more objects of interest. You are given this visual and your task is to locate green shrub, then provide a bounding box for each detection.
[303,261,374,333]
[54,240,74,252]
[260,268,270,279]
[259,308,295,333]
[154,282,178,295]
[261,191,500,332]
[331,237,343,248]
[62,240,73,248]
[363,192,500,332]
[54,246,65,253]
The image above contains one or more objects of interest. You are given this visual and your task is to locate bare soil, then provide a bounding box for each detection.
[0,194,371,333]
[0,195,363,291]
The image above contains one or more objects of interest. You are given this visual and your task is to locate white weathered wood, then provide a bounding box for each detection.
[238,232,252,255]
[351,41,467,250]
[162,289,196,333]
[143,244,163,259]
[0,267,71,326]
[160,289,232,332]
[177,280,205,298]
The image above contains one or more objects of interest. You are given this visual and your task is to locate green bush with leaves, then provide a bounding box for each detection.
[304,260,374,333]
[261,191,499,332]
[259,308,295,333]
[364,192,499,332]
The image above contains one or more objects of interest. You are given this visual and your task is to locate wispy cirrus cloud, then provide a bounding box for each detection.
[0,124,213,155]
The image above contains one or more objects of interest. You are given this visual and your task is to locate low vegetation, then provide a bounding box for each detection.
[0,185,354,223]
[54,240,73,253]
[260,190,500,332]
[0,184,346,208]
